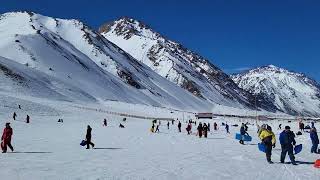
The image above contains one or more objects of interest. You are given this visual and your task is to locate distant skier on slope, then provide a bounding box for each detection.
[197,123,203,138]
[178,121,182,132]
[279,126,297,165]
[203,123,208,138]
[225,123,230,134]
[259,125,276,164]
[310,127,319,153]
[13,112,17,121]
[103,119,107,126]
[85,125,95,149]
[1,122,14,153]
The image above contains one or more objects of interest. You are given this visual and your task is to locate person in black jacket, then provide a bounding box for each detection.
[310,127,319,153]
[178,121,182,132]
[279,126,296,165]
[85,125,95,149]
[203,123,208,138]
[239,123,249,145]
[197,123,203,138]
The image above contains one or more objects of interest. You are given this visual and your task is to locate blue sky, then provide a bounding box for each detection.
[1,0,320,81]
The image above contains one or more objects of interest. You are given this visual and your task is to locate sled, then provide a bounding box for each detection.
[235,133,252,142]
[314,159,320,168]
[294,144,302,154]
[258,143,266,153]
[80,140,87,146]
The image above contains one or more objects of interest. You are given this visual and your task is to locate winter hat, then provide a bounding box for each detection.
[5,122,10,125]
[285,126,291,130]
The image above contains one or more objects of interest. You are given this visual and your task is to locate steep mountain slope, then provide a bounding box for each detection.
[0,11,212,111]
[99,17,275,111]
[232,65,320,116]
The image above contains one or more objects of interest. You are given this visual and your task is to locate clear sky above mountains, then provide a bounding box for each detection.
[1,0,320,81]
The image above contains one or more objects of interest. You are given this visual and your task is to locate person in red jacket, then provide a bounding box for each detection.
[1,122,14,153]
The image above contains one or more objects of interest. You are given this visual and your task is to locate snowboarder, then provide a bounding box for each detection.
[278,124,282,130]
[85,125,94,149]
[225,123,230,134]
[239,123,249,145]
[186,123,192,135]
[13,112,17,121]
[178,121,182,132]
[310,127,319,153]
[197,123,203,138]
[103,119,107,126]
[203,123,208,138]
[155,125,160,133]
[167,121,170,130]
[279,126,297,165]
[259,125,276,163]
[1,122,14,153]
[214,122,218,131]
[26,115,30,123]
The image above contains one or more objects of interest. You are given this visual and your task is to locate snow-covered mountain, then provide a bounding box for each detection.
[99,17,275,111]
[232,65,320,117]
[0,11,215,111]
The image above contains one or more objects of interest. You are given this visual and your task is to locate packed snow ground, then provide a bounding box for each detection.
[0,94,320,180]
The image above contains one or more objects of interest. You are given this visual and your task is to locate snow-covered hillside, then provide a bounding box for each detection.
[232,65,320,117]
[0,11,215,111]
[99,17,276,111]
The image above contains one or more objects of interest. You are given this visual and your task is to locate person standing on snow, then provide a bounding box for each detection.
[214,122,218,131]
[167,121,170,130]
[279,126,297,165]
[239,123,249,145]
[26,115,30,123]
[150,123,155,133]
[197,123,203,138]
[259,125,276,163]
[310,127,319,153]
[155,124,160,133]
[208,123,211,132]
[278,124,282,130]
[178,121,182,132]
[103,119,107,126]
[85,125,95,149]
[13,112,17,121]
[186,123,192,135]
[1,123,14,153]
[203,123,208,138]
[225,123,230,134]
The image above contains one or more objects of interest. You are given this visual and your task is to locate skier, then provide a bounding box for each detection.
[103,119,107,126]
[259,125,276,163]
[310,127,319,153]
[178,121,182,132]
[203,123,208,138]
[278,124,282,130]
[85,125,95,149]
[214,122,218,131]
[225,123,230,134]
[150,123,155,133]
[26,115,30,123]
[186,123,192,135]
[167,121,170,129]
[13,112,17,121]
[239,123,249,145]
[1,122,14,153]
[155,124,160,133]
[279,126,297,165]
[197,123,203,138]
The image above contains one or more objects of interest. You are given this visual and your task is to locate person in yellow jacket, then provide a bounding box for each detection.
[259,125,276,164]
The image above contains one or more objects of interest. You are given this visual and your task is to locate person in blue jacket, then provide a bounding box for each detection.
[310,127,319,153]
[279,126,297,165]
[239,123,249,145]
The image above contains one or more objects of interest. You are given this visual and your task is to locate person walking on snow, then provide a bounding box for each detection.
[167,121,170,130]
[203,123,208,138]
[186,123,192,135]
[259,125,276,163]
[279,126,297,165]
[155,125,160,133]
[13,112,17,121]
[208,123,211,132]
[239,123,249,145]
[1,123,14,153]
[225,123,230,134]
[85,125,95,149]
[26,115,30,123]
[197,123,203,138]
[103,119,107,126]
[310,127,319,153]
[178,121,182,132]
[278,124,282,130]
[214,122,218,131]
